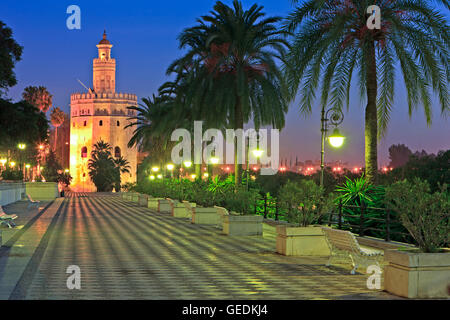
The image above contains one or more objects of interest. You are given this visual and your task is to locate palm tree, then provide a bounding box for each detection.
[22,86,53,113]
[113,156,131,191]
[284,0,449,184]
[50,107,65,153]
[170,0,290,187]
[88,140,116,192]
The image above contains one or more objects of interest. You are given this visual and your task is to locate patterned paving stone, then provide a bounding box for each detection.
[20,194,395,300]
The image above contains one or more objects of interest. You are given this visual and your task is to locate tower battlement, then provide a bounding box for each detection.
[70,92,138,101]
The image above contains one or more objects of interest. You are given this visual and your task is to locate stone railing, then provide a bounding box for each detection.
[0,182,26,206]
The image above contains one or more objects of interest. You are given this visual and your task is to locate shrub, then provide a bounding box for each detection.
[385,178,449,253]
[1,168,23,181]
[279,180,333,227]
[224,187,260,215]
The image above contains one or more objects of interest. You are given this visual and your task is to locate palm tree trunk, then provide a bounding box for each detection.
[54,127,58,155]
[365,41,378,184]
[234,95,244,188]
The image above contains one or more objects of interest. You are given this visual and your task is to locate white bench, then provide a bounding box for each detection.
[0,206,18,228]
[322,227,384,274]
[26,194,40,209]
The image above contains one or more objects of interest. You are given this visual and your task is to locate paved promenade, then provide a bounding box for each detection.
[0,194,396,300]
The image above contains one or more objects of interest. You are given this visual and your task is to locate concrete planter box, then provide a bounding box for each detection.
[158,199,172,213]
[276,225,331,256]
[223,215,263,236]
[192,207,219,225]
[172,201,196,218]
[384,249,450,298]
[138,194,149,207]
[147,197,162,210]
[131,193,140,202]
[25,182,58,201]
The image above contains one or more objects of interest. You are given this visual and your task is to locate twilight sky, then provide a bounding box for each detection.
[1,0,449,167]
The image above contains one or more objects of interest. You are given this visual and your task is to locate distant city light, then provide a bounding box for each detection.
[151,166,160,172]
[166,164,174,171]
[18,143,26,150]
[149,175,155,180]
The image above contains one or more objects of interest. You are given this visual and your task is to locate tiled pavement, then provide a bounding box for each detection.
[5,194,397,300]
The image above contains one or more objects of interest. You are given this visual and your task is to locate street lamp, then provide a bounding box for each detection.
[320,107,345,187]
[150,175,155,180]
[167,164,174,178]
[151,166,160,173]
[18,143,26,150]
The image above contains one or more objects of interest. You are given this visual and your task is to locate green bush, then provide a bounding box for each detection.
[385,178,449,253]
[1,168,23,181]
[335,175,410,242]
[279,180,333,227]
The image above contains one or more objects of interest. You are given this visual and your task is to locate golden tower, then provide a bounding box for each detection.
[69,31,138,192]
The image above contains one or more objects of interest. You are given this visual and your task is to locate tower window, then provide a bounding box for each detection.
[114,147,121,158]
[83,121,87,126]
[99,120,103,126]
[81,147,88,158]
[117,121,120,126]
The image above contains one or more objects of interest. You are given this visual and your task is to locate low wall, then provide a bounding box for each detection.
[25,182,59,201]
[0,182,26,206]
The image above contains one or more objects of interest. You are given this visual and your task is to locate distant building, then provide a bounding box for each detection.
[69,32,138,191]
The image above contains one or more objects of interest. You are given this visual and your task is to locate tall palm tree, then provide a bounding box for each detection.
[22,86,53,113]
[170,0,290,187]
[284,0,449,183]
[50,107,65,153]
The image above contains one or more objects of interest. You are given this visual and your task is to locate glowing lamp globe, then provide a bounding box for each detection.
[166,164,174,171]
[252,149,264,158]
[210,157,219,165]
[328,129,345,148]
[151,166,160,172]
[183,161,192,168]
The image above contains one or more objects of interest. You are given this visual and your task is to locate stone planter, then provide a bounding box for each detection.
[25,182,58,201]
[172,201,196,218]
[138,194,149,207]
[276,225,331,256]
[384,249,450,298]
[147,197,163,210]
[192,207,219,225]
[131,192,140,202]
[121,192,129,201]
[158,199,172,213]
[223,215,264,236]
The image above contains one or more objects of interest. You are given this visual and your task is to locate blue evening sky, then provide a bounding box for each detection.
[1,0,448,166]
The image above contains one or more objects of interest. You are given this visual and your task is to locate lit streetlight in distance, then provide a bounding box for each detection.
[18,143,26,150]
[191,174,197,180]
[203,173,209,178]
[166,164,174,171]
[0,159,7,167]
[10,161,16,168]
[328,128,345,148]
[25,164,31,169]
[209,157,219,165]
[157,174,163,179]
[151,166,160,173]
[183,161,192,168]
[149,175,155,180]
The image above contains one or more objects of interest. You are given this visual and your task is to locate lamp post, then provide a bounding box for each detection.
[320,107,345,188]
[18,143,26,181]
[166,164,174,179]
[246,134,264,191]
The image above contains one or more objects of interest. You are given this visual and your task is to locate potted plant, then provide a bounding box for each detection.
[384,178,449,298]
[276,180,334,256]
[222,187,264,236]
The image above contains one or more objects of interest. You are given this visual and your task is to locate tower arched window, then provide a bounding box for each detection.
[114,147,121,158]
[99,120,103,126]
[117,121,120,127]
[81,147,88,158]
